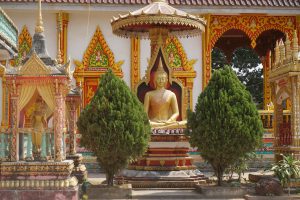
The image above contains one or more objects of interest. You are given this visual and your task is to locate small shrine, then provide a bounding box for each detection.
[111,0,207,187]
[0,1,81,198]
[269,30,300,161]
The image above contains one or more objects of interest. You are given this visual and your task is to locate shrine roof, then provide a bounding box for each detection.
[0,0,299,7]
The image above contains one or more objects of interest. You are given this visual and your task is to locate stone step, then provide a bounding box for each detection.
[80,151,103,173]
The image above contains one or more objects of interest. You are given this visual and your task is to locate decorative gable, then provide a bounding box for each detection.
[74,26,123,74]
[73,26,124,106]
[12,26,32,66]
[19,52,51,76]
[164,36,196,71]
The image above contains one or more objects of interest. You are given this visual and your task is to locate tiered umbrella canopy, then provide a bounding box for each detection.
[111,0,206,39]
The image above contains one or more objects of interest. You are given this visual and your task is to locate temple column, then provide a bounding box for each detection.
[288,75,300,159]
[56,12,69,64]
[186,78,194,110]
[69,99,77,155]
[296,16,300,45]
[54,87,65,161]
[263,52,272,110]
[271,83,282,161]
[202,14,211,89]
[130,37,140,91]
[9,81,18,161]
[1,70,8,128]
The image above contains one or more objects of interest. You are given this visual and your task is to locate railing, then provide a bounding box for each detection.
[0,128,67,161]
[258,110,291,130]
[18,128,55,160]
[0,130,10,160]
[258,110,292,148]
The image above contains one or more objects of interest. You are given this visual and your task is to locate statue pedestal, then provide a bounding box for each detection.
[0,160,79,199]
[66,153,88,184]
[117,128,207,188]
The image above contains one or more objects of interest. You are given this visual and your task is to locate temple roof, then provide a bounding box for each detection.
[0,0,299,7]
[0,8,18,57]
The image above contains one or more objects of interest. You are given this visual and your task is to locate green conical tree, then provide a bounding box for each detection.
[77,69,151,186]
[186,66,263,186]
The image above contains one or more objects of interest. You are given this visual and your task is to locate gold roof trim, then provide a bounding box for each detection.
[19,52,51,76]
[112,15,205,39]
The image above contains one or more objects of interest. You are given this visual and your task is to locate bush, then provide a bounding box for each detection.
[77,69,151,186]
[271,154,300,195]
[186,66,263,186]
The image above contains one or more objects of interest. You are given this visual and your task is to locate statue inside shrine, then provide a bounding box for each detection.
[144,58,186,129]
[31,96,47,157]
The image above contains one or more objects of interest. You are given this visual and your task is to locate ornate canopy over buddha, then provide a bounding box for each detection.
[136,45,187,129]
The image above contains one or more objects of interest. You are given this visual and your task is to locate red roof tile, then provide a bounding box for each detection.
[0,0,299,7]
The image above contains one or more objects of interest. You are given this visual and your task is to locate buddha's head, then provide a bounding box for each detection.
[35,95,46,111]
[154,58,168,89]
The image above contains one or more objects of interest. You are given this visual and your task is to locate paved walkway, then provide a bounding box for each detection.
[131,189,245,199]
[87,172,247,199]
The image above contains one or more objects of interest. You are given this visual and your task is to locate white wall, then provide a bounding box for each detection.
[179,35,202,110]
[140,39,151,80]
[6,10,57,59]
[4,9,202,108]
[68,11,131,87]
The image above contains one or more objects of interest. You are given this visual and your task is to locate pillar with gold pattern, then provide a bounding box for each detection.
[269,31,300,161]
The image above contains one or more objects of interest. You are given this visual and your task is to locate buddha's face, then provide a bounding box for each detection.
[155,72,168,88]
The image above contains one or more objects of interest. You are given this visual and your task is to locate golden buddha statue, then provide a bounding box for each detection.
[144,58,186,129]
[31,96,47,151]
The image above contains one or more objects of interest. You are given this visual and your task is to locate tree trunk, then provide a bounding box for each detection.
[217,167,224,186]
[238,172,241,183]
[106,172,114,187]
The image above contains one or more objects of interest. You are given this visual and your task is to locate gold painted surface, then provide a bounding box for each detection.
[12,26,32,66]
[73,26,124,106]
[269,30,300,158]
[18,53,51,76]
[0,161,74,176]
[131,37,140,90]
[136,43,187,121]
[56,12,69,64]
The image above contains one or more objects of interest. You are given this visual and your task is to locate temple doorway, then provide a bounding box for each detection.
[211,28,286,110]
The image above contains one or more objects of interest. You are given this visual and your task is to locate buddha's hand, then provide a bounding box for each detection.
[165,118,176,124]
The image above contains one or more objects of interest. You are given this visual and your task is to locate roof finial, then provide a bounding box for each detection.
[35,0,44,33]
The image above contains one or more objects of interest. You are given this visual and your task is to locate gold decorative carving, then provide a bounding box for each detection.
[73,26,124,106]
[131,37,140,90]
[270,31,300,160]
[165,36,196,71]
[12,26,32,66]
[263,52,271,109]
[0,64,5,77]
[203,15,296,87]
[0,161,74,177]
[56,12,69,64]
[159,160,165,167]
[74,26,123,74]
[164,36,196,108]
[19,53,51,76]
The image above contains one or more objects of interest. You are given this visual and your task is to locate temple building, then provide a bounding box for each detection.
[0,0,300,165]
